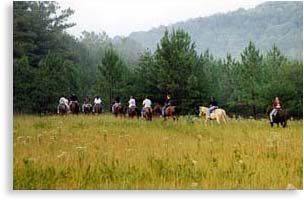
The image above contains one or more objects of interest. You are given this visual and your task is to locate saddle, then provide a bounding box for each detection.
[84,103,92,107]
[60,103,67,109]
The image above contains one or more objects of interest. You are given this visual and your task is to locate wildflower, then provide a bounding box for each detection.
[57,151,67,158]
[76,146,86,151]
[286,183,297,190]
[191,182,198,188]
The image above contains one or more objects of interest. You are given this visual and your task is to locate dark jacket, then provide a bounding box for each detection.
[209,100,218,107]
[70,95,78,102]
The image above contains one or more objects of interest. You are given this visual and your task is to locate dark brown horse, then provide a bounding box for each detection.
[113,103,124,117]
[58,104,68,115]
[164,106,179,121]
[70,101,80,115]
[83,104,92,114]
[153,103,162,116]
[127,106,138,118]
[143,107,152,121]
[266,105,289,128]
[93,103,102,114]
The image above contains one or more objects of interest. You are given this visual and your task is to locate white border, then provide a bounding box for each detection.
[1,1,303,201]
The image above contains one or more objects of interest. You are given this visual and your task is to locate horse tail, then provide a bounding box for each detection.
[222,110,228,123]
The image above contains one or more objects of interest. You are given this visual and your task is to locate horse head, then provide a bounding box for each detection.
[199,106,208,117]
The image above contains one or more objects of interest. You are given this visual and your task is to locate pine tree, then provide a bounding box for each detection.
[240,41,263,118]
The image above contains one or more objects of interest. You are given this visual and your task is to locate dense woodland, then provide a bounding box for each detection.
[13,1,303,118]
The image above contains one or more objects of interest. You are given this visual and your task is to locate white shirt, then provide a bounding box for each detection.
[94,98,102,104]
[128,98,136,108]
[142,98,152,108]
[59,97,68,105]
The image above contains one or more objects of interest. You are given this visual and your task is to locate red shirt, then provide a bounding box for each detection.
[272,101,281,109]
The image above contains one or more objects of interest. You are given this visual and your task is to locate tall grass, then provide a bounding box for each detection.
[13,114,302,189]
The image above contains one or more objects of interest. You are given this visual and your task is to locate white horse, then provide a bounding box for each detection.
[199,106,228,124]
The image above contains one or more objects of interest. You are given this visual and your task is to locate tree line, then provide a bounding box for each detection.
[13,1,303,118]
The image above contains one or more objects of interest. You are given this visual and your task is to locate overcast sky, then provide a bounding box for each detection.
[59,0,268,38]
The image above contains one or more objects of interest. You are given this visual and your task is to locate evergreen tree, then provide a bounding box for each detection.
[240,41,263,118]
[98,46,125,106]
[154,29,198,113]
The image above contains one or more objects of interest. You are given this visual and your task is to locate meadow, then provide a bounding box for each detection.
[13,114,303,190]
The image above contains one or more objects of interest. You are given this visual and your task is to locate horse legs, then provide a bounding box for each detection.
[216,116,220,124]
[282,120,287,128]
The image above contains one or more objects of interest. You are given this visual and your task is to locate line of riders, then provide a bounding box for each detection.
[57,93,289,126]
[57,94,177,120]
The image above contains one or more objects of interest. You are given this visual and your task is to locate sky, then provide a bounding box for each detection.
[59,0,269,38]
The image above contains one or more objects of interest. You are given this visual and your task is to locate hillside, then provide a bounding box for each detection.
[123,1,302,60]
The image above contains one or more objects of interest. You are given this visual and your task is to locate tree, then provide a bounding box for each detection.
[13,56,34,113]
[240,41,263,118]
[154,28,198,113]
[98,46,126,106]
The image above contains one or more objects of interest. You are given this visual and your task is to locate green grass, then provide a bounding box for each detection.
[13,114,302,189]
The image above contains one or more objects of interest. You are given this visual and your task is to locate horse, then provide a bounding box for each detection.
[58,104,68,115]
[83,104,92,114]
[70,101,80,115]
[153,103,162,116]
[113,103,124,117]
[143,107,153,121]
[127,106,138,118]
[93,103,102,114]
[266,106,289,128]
[199,106,228,124]
[164,106,179,121]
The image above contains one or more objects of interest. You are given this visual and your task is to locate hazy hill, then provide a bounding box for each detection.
[122,1,302,60]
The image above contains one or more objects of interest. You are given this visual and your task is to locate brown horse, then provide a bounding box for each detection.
[127,106,138,118]
[83,104,92,114]
[143,107,152,121]
[58,104,68,115]
[70,101,80,115]
[266,105,289,128]
[113,103,124,117]
[153,103,162,116]
[94,103,102,114]
[164,106,178,121]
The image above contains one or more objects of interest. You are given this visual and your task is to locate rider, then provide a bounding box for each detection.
[128,96,136,108]
[142,96,152,117]
[270,96,282,123]
[57,95,69,113]
[207,97,218,119]
[162,94,171,117]
[69,93,78,107]
[112,96,121,113]
[82,95,92,112]
[93,96,102,112]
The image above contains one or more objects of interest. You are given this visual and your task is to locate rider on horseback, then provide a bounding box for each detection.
[207,97,218,119]
[112,96,121,113]
[69,93,78,107]
[57,95,69,113]
[270,96,282,123]
[82,95,92,112]
[93,96,102,112]
[142,96,152,117]
[128,96,136,108]
[162,94,171,117]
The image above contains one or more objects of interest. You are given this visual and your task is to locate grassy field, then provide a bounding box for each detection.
[13,114,302,190]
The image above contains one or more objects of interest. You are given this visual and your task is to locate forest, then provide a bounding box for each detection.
[13,1,303,118]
